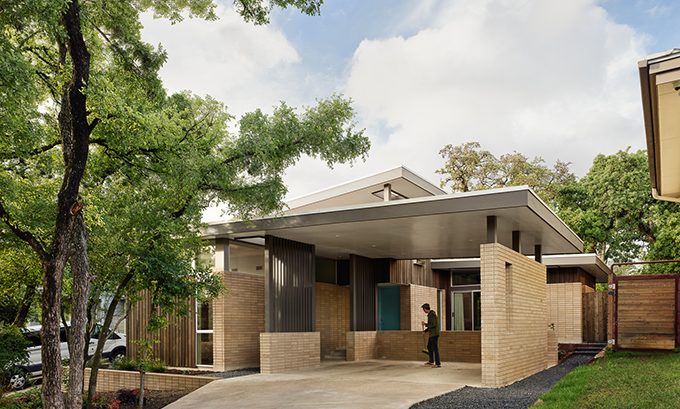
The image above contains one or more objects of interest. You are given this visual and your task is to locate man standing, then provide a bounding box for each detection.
[421,303,441,368]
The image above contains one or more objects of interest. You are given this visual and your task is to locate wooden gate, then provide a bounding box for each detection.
[614,275,679,350]
[583,291,607,343]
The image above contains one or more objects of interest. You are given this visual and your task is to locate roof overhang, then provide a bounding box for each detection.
[203,186,583,260]
[432,253,610,283]
[284,166,446,212]
[639,49,680,202]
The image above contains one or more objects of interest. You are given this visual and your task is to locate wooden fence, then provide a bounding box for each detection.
[583,291,607,343]
[614,275,679,350]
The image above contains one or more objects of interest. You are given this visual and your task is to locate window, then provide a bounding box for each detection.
[196,301,213,366]
[451,289,481,331]
[228,242,264,275]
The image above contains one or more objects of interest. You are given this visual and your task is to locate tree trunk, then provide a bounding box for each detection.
[13,284,36,327]
[138,371,145,409]
[41,259,66,409]
[65,219,91,409]
[41,0,93,407]
[86,271,134,407]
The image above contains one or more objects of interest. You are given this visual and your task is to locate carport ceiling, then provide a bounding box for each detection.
[202,186,583,259]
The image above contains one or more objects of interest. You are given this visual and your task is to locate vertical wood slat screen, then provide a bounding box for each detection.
[126,290,196,368]
[389,259,435,287]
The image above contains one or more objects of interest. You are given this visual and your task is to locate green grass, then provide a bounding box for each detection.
[535,350,680,409]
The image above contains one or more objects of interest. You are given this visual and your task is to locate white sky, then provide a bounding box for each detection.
[140,0,654,220]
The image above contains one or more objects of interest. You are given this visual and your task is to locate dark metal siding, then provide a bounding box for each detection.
[265,235,315,332]
[350,255,389,331]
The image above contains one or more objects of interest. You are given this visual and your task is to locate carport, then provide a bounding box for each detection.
[203,185,583,387]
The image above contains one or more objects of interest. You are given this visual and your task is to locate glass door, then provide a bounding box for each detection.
[451,289,481,331]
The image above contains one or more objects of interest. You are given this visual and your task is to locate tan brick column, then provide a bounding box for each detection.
[481,243,548,387]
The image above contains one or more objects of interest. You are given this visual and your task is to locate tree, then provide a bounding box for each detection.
[0,324,29,397]
[0,1,368,408]
[556,148,680,264]
[0,236,41,326]
[81,92,369,403]
[437,141,575,204]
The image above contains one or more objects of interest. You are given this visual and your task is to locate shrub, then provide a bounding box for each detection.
[111,356,166,373]
[112,356,138,371]
[146,359,166,373]
[0,387,42,408]
[0,324,29,394]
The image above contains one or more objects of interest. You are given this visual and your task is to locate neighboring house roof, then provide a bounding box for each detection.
[285,166,446,213]
[203,185,583,260]
[638,48,680,202]
[432,253,611,283]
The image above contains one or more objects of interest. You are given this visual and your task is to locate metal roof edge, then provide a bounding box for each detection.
[285,165,444,210]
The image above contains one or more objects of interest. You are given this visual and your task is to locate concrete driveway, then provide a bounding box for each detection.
[167,360,481,409]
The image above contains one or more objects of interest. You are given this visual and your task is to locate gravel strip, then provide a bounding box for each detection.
[204,367,259,379]
[411,354,594,409]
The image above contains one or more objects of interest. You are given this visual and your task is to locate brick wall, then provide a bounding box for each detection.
[259,332,320,373]
[546,330,558,368]
[315,283,349,357]
[213,271,265,370]
[346,331,377,361]
[547,282,584,344]
[481,243,548,387]
[398,284,439,331]
[83,368,214,393]
[376,331,481,363]
[408,285,438,331]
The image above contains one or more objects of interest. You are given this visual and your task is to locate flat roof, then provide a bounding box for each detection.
[203,186,583,259]
[432,253,610,283]
[285,166,445,212]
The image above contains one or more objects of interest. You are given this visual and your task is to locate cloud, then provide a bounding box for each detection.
[140,5,303,118]
[142,1,651,207]
[339,0,649,185]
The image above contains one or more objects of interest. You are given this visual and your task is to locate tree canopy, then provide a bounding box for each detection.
[0,1,365,408]
[438,142,680,266]
[437,141,575,204]
[557,148,680,265]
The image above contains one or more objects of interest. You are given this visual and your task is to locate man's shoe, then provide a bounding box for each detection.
[432,364,441,368]
[424,362,433,366]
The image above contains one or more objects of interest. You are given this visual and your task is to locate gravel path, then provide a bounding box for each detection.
[411,354,594,409]
[204,367,259,379]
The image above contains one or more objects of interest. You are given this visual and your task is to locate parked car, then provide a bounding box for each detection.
[8,325,126,390]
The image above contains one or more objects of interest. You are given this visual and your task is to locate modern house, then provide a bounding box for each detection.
[127,166,609,388]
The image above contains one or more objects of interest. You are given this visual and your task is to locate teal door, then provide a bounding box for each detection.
[378,286,401,330]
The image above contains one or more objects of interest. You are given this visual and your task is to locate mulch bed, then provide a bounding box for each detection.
[92,368,259,408]
[94,390,186,409]
[411,354,595,409]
